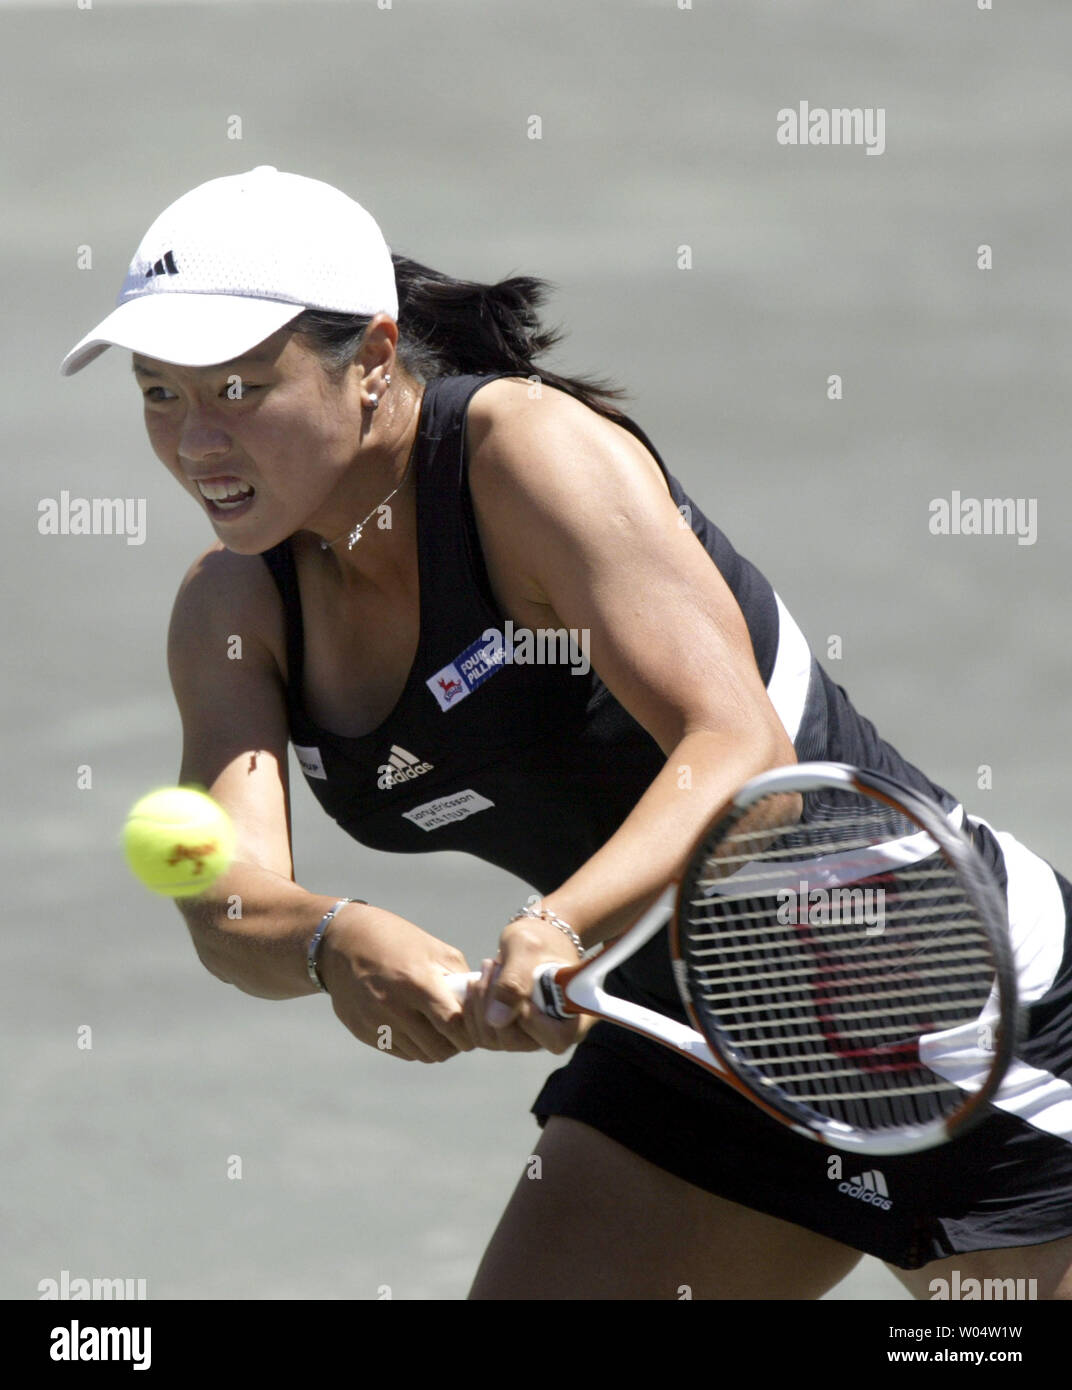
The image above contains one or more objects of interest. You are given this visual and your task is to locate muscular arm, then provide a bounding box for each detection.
[466,381,798,951]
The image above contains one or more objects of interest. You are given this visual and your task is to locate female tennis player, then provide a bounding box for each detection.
[63,167,1072,1300]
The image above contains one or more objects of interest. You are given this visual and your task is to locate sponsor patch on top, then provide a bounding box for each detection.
[425,632,505,711]
[402,789,494,832]
[293,743,327,780]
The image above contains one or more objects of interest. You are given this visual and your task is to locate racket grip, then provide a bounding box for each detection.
[442,970,481,1002]
[441,964,570,1014]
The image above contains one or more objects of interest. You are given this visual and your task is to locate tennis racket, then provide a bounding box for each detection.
[446,761,1021,1156]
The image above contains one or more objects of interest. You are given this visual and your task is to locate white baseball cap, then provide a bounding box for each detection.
[60,166,398,377]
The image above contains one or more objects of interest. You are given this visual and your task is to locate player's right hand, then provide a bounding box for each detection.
[317,904,475,1063]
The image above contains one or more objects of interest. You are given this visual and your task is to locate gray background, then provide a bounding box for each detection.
[3,0,1069,1300]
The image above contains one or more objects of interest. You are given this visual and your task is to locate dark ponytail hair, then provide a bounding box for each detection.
[292,253,631,421]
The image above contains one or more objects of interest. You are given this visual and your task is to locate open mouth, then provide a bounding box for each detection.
[196,478,256,516]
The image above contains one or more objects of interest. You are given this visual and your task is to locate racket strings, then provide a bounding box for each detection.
[691,889,975,933]
[680,801,1000,1133]
[711,995,989,1028]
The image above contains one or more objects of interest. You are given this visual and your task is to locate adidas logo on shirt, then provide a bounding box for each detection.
[377,745,434,791]
[837,1169,892,1211]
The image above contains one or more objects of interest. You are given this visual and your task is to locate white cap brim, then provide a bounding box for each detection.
[59,293,308,377]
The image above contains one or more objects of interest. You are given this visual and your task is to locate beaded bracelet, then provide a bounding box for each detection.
[509,904,585,959]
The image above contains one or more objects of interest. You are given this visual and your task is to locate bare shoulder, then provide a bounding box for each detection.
[466,375,588,433]
[468,376,625,452]
[168,542,286,680]
[465,376,671,514]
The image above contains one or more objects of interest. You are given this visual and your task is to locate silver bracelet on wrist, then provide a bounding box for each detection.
[509,904,585,959]
[307,898,366,993]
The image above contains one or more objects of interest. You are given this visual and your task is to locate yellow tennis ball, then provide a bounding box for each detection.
[122,788,235,898]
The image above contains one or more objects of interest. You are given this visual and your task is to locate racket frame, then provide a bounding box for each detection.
[667,762,1021,1153]
[449,762,1021,1155]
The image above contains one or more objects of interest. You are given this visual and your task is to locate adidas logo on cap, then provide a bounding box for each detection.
[145,249,179,279]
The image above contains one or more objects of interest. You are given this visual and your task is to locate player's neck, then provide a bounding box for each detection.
[312,379,425,588]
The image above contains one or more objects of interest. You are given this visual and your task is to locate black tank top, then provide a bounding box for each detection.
[260,372,999,1004]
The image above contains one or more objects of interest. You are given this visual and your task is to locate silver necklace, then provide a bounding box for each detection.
[319,458,414,551]
[319,375,416,552]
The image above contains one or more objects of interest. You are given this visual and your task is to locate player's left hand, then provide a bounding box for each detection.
[457,958,544,1051]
